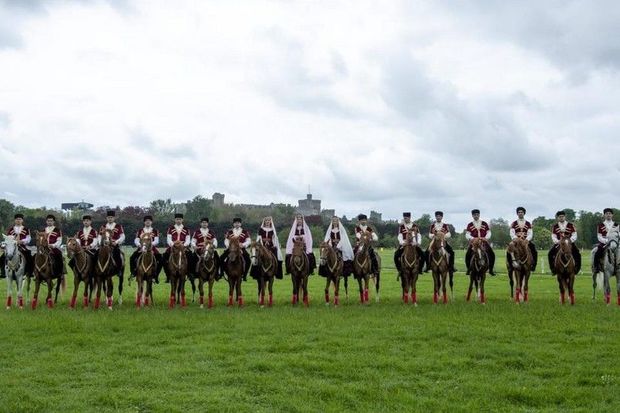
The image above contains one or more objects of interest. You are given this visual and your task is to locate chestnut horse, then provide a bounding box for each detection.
[319,241,343,306]
[249,241,277,307]
[135,234,157,308]
[429,232,452,304]
[167,241,188,308]
[66,237,93,309]
[32,231,62,309]
[196,241,219,308]
[290,239,310,306]
[466,238,488,304]
[354,232,381,304]
[399,232,420,305]
[554,236,576,305]
[94,229,117,310]
[507,237,533,303]
[225,237,245,306]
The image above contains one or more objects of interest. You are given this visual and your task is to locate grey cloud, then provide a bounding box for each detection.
[128,128,196,161]
[0,111,9,128]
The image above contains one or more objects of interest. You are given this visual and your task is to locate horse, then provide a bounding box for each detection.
[398,232,420,305]
[1,235,26,309]
[225,237,245,306]
[319,241,343,306]
[93,229,117,310]
[428,232,452,304]
[507,237,534,303]
[31,231,62,309]
[290,239,310,306]
[354,232,381,304]
[592,228,620,305]
[249,241,277,307]
[135,234,157,308]
[195,241,219,308]
[466,238,488,304]
[554,236,576,305]
[66,237,93,309]
[167,241,188,308]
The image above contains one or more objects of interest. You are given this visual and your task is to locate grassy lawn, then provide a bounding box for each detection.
[0,249,618,412]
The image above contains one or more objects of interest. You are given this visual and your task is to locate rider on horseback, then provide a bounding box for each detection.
[130,215,162,283]
[355,214,379,277]
[465,209,496,276]
[507,207,538,272]
[426,211,456,275]
[285,214,316,275]
[254,216,283,279]
[163,213,191,283]
[394,212,425,276]
[191,217,220,277]
[593,208,618,274]
[548,210,581,275]
[97,210,125,270]
[219,218,251,281]
[70,215,98,271]
[0,213,33,279]
[42,214,66,278]
[320,216,353,277]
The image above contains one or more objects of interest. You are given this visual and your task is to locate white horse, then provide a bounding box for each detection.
[1,235,26,309]
[592,227,620,305]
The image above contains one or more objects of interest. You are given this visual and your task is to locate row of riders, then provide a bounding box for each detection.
[1,207,619,308]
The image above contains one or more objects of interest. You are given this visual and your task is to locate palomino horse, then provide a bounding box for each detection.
[225,237,245,306]
[554,236,576,305]
[135,234,157,308]
[32,231,62,309]
[290,239,310,306]
[428,232,452,304]
[466,238,488,304]
[592,227,620,305]
[249,241,277,307]
[319,241,343,306]
[354,232,381,304]
[66,237,93,309]
[398,232,420,305]
[167,241,188,308]
[1,235,26,309]
[196,241,219,308]
[507,237,534,303]
[94,229,117,310]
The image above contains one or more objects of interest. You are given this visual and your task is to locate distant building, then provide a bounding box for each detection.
[212,193,225,208]
[61,202,93,211]
[370,211,383,222]
[296,194,321,216]
[321,209,335,219]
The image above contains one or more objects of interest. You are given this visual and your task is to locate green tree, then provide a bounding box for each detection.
[532,227,552,250]
[490,218,511,248]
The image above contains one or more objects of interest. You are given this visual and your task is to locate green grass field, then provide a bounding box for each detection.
[1,249,619,413]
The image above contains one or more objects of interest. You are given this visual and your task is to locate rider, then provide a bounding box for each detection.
[219,218,252,281]
[130,215,162,283]
[320,216,353,278]
[355,214,379,277]
[593,208,618,274]
[42,214,66,278]
[394,212,424,277]
[191,217,220,278]
[507,207,538,272]
[162,213,192,283]
[426,211,457,274]
[548,210,581,275]
[1,213,33,279]
[70,215,99,272]
[465,209,496,276]
[254,216,283,279]
[97,210,125,270]
[285,214,316,275]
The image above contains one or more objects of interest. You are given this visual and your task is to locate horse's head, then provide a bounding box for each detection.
[249,241,259,266]
[140,233,152,252]
[431,232,445,252]
[559,235,573,254]
[292,238,306,256]
[202,240,214,259]
[357,232,372,253]
[319,241,332,265]
[607,227,620,251]
[35,231,49,251]
[1,235,17,258]
[228,237,241,262]
[100,229,113,247]
[66,237,81,257]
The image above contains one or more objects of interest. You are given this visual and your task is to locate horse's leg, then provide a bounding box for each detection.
[228,278,234,306]
[448,269,454,300]
[291,275,298,305]
[558,274,565,304]
[466,275,474,302]
[237,277,243,307]
[82,275,90,308]
[411,273,419,305]
[6,272,12,309]
[135,276,142,308]
[54,275,62,305]
[615,273,620,306]
[26,275,31,304]
[32,277,41,310]
[208,277,214,308]
[169,278,176,308]
[94,279,102,309]
[441,271,448,304]
[508,269,514,300]
[432,272,439,304]
[364,275,370,303]
[523,272,530,302]
[324,277,331,305]
[258,278,265,307]
[592,271,597,301]
[17,271,25,309]
[46,278,54,308]
[268,276,274,307]
[190,276,197,303]
[604,271,611,304]
[375,270,381,303]
[480,273,486,304]
[569,273,576,305]
[106,277,114,310]
[180,276,187,307]
[69,271,79,309]
[117,269,124,305]
[401,273,408,303]
[302,275,309,307]
[513,272,521,303]
[344,275,349,300]
[357,276,364,304]
[198,278,205,308]
[334,276,340,306]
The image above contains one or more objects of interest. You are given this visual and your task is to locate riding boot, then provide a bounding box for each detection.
[424,250,430,273]
[530,243,538,272]
[488,248,496,276]
[573,245,582,274]
[465,248,472,275]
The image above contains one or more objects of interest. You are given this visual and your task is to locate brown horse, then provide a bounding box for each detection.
[167,241,188,308]
[135,234,157,308]
[319,241,343,306]
[354,232,380,304]
[507,237,534,303]
[399,232,420,305]
[290,239,310,306]
[94,229,117,310]
[32,231,62,309]
[466,238,489,304]
[225,237,245,306]
[554,236,576,305]
[249,241,277,307]
[66,237,93,309]
[429,232,452,304]
[196,241,219,308]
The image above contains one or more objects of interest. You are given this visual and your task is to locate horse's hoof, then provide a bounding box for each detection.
[200,304,204,309]
[413,302,418,307]
[117,297,123,305]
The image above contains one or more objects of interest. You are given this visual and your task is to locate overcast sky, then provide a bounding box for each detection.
[0,0,619,228]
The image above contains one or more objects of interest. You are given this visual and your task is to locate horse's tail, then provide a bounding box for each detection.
[596,271,604,291]
[61,274,67,295]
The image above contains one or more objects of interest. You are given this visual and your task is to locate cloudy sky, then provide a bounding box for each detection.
[0,0,619,228]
